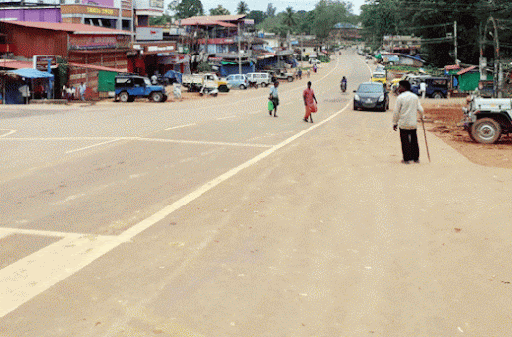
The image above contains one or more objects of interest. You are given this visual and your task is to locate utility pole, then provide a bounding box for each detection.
[238,22,242,75]
[454,21,458,64]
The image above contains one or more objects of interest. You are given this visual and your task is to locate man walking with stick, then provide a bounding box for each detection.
[392,80,425,164]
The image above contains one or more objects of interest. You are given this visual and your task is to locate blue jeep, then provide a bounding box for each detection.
[411,77,449,99]
[115,74,167,102]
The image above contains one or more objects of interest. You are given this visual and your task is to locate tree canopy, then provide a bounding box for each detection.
[209,4,230,16]
[237,1,250,15]
[170,0,204,19]
[360,0,512,66]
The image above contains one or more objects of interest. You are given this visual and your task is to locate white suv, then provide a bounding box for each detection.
[246,72,272,87]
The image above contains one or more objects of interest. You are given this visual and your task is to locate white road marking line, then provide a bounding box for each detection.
[0,129,17,138]
[0,231,13,240]
[0,227,114,239]
[0,137,271,148]
[217,115,237,120]
[164,123,196,131]
[65,139,121,154]
[0,63,350,319]
[0,234,127,318]
[134,138,273,148]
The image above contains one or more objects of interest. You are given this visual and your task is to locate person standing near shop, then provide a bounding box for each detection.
[79,82,86,101]
[303,81,317,123]
[269,81,279,117]
[392,80,424,164]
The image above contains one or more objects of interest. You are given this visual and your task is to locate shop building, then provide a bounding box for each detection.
[0,20,130,98]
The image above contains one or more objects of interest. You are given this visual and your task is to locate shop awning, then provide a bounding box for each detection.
[8,68,54,79]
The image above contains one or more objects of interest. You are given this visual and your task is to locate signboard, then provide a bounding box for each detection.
[136,27,163,41]
[69,35,130,50]
[86,6,115,16]
[32,55,57,71]
[150,0,164,9]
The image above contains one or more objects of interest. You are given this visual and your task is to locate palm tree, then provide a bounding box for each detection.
[236,1,249,15]
[282,7,296,28]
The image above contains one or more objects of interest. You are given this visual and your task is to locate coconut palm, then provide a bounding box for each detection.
[282,7,296,28]
[237,1,249,15]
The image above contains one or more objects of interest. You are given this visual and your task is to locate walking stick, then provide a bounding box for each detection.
[421,118,431,162]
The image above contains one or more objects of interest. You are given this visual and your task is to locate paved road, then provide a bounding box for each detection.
[1,50,511,336]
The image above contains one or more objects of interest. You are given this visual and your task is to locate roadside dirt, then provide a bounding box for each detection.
[422,100,512,169]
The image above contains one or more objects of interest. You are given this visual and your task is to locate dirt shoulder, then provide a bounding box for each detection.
[422,99,512,169]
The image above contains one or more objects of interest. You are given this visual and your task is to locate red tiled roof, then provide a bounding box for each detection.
[445,64,461,70]
[179,18,237,28]
[69,62,126,72]
[185,14,245,22]
[457,65,477,75]
[0,59,32,69]
[3,21,131,35]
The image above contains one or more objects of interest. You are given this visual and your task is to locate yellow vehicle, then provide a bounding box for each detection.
[371,71,387,85]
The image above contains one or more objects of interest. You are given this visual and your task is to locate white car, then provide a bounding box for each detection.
[309,58,321,64]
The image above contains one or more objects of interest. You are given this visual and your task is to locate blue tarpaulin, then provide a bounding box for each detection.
[163,70,183,84]
[8,68,54,79]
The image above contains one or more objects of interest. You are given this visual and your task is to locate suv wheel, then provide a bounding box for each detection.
[261,82,267,87]
[287,76,293,82]
[239,84,246,90]
[432,92,444,99]
[119,92,130,102]
[471,118,502,144]
[150,92,164,102]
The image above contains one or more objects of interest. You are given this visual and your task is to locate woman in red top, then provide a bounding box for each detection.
[303,81,318,123]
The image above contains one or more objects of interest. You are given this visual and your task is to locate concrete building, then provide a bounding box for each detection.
[383,35,421,55]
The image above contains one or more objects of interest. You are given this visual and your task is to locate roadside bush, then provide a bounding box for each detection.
[198,62,212,72]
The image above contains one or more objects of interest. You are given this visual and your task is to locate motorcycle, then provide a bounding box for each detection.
[340,81,347,93]
[199,85,218,97]
[248,80,259,89]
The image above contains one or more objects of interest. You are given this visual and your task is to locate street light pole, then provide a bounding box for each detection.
[238,22,242,75]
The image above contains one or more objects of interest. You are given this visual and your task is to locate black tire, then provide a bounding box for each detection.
[218,85,229,92]
[261,82,267,87]
[150,92,164,103]
[471,118,502,144]
[161,94,168,102]
[287,76,294,82]
[254,84,259,89]
[239,84,246,90]
[432,92,444,99]
[119,91,130,102]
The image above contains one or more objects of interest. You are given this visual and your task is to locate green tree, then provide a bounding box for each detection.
[170,0,204,19]
[209,4,230,16]
[237,1,249,15]
[282,7,296,28]
[149,14,173,25]
[247,10,266,25]
[265,3,276,18]
[312,0,351,44]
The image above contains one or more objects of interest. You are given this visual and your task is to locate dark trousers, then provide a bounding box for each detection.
[399,128,419,162]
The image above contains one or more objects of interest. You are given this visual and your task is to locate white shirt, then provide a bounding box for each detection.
[419,82,427,92]
[392,91,424,130]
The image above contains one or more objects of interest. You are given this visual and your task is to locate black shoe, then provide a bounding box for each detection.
[309,118,313,123]
[413,159,420,163]
[401,160,410,164]
[269,111,272,116]
[303,118,308,122]
[274,114,278,117]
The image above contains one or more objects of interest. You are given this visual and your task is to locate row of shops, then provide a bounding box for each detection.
[0,15,301,104]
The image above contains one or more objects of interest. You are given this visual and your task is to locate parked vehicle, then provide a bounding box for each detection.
[462,96,512,143]
[309,58,321,65]
[246,72,272,87]
[353,82,389,112]
[226,74,249,90]
[182,73,229,92]
[162,70,182,85]
[390,74,431,94]
[268,69,295,82]
[411,77,449,98]
[371,70,387,86]
[115,74,167,103]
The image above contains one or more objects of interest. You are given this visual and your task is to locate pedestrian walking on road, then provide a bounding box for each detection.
[79,82,86,101]
[303,81,317,123]
[269,81,279,117]
[392,80,424,164]
[419,80,427,99]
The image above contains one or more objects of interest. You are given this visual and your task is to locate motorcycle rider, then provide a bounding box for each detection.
[341,76,347,91]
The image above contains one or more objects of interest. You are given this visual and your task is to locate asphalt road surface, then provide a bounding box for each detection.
[1,49,511,336]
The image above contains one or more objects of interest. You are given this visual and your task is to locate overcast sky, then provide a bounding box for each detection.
[168,0,365,16]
